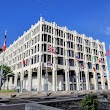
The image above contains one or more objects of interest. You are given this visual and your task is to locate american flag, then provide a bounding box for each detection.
[3,31,6,51]
[105,50,110,56]
[98,58,103,63]
[47,61,53,66]
[93,67,96,72]
[22,59,26,66]
[48,45,56,53]
[75,53,80,62]
[80,65,84,69]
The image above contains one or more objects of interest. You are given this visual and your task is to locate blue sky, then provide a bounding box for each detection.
[0,0,110,64]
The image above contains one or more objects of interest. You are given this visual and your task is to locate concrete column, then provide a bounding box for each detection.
[65,69,69,91]
[101,74,105,90]
[85,72,89,90]
[72,75,75,90]
[5,76,8,90]
[37,16,43,92]
[52,65,56,91]
[75,62,80,91]
[40,63,43,91]
[56,70,58,91]
[67,71,70,91]
[100,65,105,90]
[28,69,32,91]
[93,73,98,90]
[76,72,79,91]
[9,77,13,90]
[20,71,24,92]
[37,64,41,92]
[64,27,69,92]
[14,73,18,88]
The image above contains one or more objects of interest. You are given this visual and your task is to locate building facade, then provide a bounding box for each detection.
[0,17,109,92]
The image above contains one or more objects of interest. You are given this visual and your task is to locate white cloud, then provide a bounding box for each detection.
[105,26,110,35]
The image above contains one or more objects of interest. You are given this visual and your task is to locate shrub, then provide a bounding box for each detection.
[80,93,99,110]
[0,90,16,93]
[102,92,107,99]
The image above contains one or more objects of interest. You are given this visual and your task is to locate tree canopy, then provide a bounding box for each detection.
[0,65,13,80]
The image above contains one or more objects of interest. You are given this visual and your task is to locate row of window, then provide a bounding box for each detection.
[5,44,105,64]
[5,34,104,59]
[10,53,106,70]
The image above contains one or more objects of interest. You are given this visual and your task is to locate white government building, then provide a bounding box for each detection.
[0,17,110,92]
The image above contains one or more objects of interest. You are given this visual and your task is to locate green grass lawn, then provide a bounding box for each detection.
[0,90,16,93]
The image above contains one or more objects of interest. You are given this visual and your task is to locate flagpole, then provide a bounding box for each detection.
[45,54,48,95]
[0,57,3,90]
[109,45,110,65]
[81,63,83,90]
[79,62,80,90]
[109,45,110,89]
[0,30,7,90]
[20,62,23,93]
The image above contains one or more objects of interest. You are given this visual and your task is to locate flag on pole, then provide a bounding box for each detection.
[48,45,56,54]
[93,66,96,72]
[102,65,106,71]
[93,56,97,63]
[3,31,6,51]
[47,61,53,67]
[105,50,110,56]
[22,59,26,66]
[98,58,103,63]
[81,64,84,69]
[75,53,80,62]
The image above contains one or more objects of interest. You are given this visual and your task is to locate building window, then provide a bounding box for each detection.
[42,34,44,41]
[44,34,47,41]
[44,44,46,51]
[29,50,30,56]
[58,57,63,65]
[71,42,73,48]
[34,55,36,64]
[31,49,33,54]
[67,42,70,48]
[57,38,59,45]
[48,35,51,43]
[49,26,51,33]
[44,54,46,62]
[32,40,34,45]
[57,47,59,54]
[31,57,33,64]
[35,46,36,53]
[96,64,99,70]
[48,55,51,62]
[26,59,29,66]
[38,34,40,42]
[35,36,37,43]
[69,59,74,66]
[87,62,91,69]
[38,44,39,51]
[37,55,39,62]
[61,48,63,55]
[68,50,71,57]
[60,39,63,46]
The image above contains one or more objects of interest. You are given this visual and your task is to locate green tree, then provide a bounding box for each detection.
[0,65,13,89]
[80,93,99,110]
